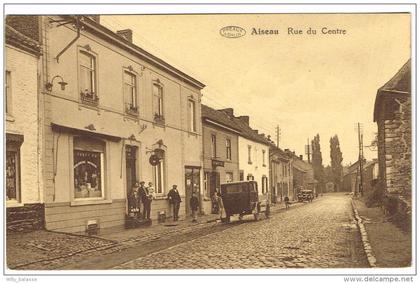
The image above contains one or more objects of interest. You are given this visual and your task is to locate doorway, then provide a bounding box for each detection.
[185,167,201,216]
[125,145,138,215]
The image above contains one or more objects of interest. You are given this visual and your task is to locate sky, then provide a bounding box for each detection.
[102,13,411,166]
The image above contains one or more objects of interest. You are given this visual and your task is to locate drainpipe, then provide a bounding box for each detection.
[55,17,82,63]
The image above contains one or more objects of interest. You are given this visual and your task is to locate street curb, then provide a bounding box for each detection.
[351,199,377,267]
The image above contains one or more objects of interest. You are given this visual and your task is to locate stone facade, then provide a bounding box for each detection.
[374,60,411,199]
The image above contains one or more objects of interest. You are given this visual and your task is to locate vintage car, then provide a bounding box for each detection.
[220,181,270,223]
[297,189,314,202]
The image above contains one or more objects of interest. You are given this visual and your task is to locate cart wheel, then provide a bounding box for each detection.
[254,212,259,221]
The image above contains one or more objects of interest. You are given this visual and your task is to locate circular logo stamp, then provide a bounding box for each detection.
[220,26,246,38]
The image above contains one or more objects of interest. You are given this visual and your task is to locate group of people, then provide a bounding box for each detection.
[130,183,201,223]
[129,181,155,220]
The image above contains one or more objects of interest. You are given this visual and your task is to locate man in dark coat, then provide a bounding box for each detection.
[138,181,150,219]
[167,184,181,221]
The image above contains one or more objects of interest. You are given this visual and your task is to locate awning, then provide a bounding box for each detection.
[51,123,121,142]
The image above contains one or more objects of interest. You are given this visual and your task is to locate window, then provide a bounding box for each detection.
[204,172,211,198]
[247,174,254,181]
[6,135,23,203]
[262,150,266,166]
[154,152,165,194]
[239,170,244,181]
[79,51,98,104]
[211,134,217,158]
[188,100,196,132]
[226,138,232,160]
[248,145,252,164]
[124,71,138,114]
[5,71,11,114]
[73,137,105,199]
[262,176,268,194]
[226,172,233,183]
[153,83,164,121]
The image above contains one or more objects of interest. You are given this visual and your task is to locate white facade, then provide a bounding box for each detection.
[238,136,270,196]
[5,45,42,207]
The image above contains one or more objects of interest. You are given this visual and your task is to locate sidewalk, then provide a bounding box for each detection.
[7,200,302,270]
[352,198,411,267]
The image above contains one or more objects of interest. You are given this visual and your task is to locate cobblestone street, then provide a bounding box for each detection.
[115,193,368,269]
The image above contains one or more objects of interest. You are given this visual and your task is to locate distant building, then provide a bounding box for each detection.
[342,159,378,195]
[373,60,411,199]
[290,153,315,199]
[269,145,293,203]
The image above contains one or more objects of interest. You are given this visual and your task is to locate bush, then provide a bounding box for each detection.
[365,181,385,208]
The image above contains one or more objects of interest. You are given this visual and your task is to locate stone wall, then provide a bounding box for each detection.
[382,96,411,197]
[7,204,45,232]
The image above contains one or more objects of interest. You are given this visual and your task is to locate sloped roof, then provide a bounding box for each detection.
[231,115,272,146]
[5,25,41,56]
[374,59,411,121]
[201,104,243,133]
[270,144,292,161]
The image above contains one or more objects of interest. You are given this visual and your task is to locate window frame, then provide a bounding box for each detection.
[5,70,12,115]
[152,80,164,121]
[188,99,197,132]
[6,147,21,204]
[262,149,266,167]
[211,134,217,158]
[72,136,106,201]
[78,48,99,106]
[226,138,232,160]
[123,69,138,115]
[247,145,252,164]
[153,153,166,195]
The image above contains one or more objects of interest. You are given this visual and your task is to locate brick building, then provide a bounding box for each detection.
[373,60,411,201]
[5,19,43,231]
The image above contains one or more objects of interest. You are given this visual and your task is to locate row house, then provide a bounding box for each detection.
[6,15,206,233]
[201,105,241,214]
[290,153,315,199]
[5,19,43,231]
[269,145,293,203]
[342,159,378,195]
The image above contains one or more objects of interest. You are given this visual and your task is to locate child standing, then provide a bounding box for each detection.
[190,192,199,222]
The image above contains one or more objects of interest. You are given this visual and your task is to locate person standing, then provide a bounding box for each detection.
[284,195,290,210]
[167,185,181,221]
[190,192,199,222]
[138,181,149,219]
[215,188,224,220]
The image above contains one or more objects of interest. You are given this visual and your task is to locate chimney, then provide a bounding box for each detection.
[253,130,259,134]
[219,108,234,117]
[238,115,249,125]
[299,155,303,160]
[116,29,133,43]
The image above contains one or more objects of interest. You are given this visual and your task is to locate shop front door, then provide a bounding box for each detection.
[185,167,201,216]
[126,145,138,215]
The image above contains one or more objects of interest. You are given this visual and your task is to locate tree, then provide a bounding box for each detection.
[330,135,343,192]
[311,134,325,194]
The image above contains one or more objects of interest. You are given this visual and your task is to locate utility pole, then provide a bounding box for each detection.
[276,125,280,148]
[357,123,364,197]
[305,138,311,163]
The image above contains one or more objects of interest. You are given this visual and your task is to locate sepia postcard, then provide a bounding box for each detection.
[2,3,416,282]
